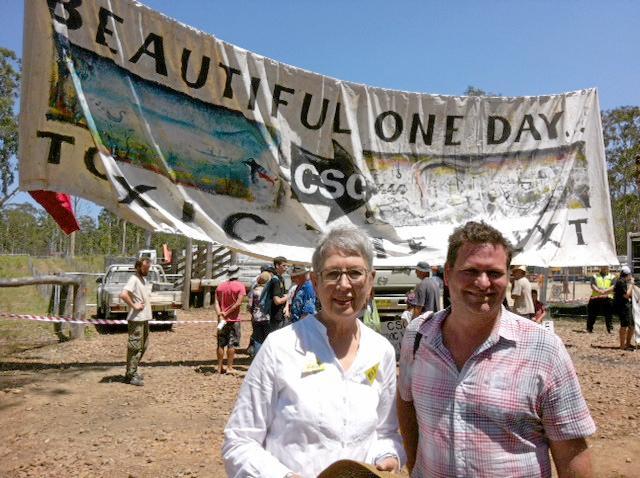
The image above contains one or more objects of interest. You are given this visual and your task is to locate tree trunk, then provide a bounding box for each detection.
[121,220,127,255]
[69,231,76,258]
[0,186,19,208]
[203,242,213,308]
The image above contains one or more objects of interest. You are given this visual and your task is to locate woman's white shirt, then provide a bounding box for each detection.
[222,315,404,478]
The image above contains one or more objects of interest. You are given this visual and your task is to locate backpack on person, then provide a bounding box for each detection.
[251,285,269,322]
[259,277,277,319]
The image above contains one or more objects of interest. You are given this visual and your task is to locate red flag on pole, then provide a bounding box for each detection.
[29,190,80,235]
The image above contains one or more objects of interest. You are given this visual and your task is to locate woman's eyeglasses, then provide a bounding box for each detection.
[319,268,369,284]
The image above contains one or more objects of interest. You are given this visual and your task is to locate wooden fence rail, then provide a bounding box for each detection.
[0,275,87,340]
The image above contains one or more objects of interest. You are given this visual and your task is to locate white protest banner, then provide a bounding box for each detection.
[19,0,617,266]
[380,319,406,358]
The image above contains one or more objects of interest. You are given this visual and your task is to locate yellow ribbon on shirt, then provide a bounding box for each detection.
[302,352,326,375]
[364,363,380,385]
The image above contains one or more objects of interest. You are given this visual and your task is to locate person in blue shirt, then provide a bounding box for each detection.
[289,265,317,323]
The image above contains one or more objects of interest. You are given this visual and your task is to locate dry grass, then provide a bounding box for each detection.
[0,255,104,354]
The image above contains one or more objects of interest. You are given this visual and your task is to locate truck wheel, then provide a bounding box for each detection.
[94,307,108,334]
[151,311,174,332]
[152,323,173,332]
[99,309,127,334]
[94,308,107,334]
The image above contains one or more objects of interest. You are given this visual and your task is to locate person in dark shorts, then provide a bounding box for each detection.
[218,322,241,351]
[215,266,246,374]
[613,266,635,350]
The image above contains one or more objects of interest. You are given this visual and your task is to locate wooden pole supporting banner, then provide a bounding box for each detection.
[71,279,86,339]
[182,238,193,311]
[203,242,213,308]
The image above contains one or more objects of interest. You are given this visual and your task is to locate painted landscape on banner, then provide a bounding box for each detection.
[365,144,590,226]
[19,0,617,266]
[49,36,281,206]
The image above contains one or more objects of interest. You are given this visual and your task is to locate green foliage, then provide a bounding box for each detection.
[602,107,640,253]
[0,203,72,255]
[93,209,188,257]
[0,203,190,258]
[464,85,500,97]
[0,47,20,200]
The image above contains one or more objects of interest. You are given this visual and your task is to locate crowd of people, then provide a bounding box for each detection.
[117,221,637,477]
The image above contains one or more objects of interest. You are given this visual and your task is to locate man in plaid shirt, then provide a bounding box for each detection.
[398,221,595,477]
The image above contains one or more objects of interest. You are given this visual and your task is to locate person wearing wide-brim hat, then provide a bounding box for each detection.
[317,459,396,477]
[288,265,317,323]
[223,226,404,477]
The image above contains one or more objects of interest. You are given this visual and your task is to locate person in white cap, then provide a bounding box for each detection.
[214,265,246,374]
[613,266,635,350]
[510,265,535,319]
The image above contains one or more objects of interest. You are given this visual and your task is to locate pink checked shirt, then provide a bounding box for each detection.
[399,308,595,478]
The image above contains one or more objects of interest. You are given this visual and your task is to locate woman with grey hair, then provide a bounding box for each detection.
[223,225,404,477]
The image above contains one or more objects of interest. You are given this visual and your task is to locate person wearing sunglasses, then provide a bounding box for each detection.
[223,225,404,477]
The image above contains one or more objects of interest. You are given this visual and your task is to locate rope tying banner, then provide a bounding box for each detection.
[0,312,251,325]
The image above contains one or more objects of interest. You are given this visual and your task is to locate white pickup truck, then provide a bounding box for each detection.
[96,264,181,323]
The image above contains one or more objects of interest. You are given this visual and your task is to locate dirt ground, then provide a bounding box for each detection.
[1,309,639,478]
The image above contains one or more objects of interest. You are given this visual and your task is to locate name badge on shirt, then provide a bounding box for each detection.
[301,352,326,376]
[364,362,380,385]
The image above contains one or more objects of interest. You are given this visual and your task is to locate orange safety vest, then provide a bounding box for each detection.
[591,274,614,298]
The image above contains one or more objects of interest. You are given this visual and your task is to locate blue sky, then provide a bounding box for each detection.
[1,0,638,217]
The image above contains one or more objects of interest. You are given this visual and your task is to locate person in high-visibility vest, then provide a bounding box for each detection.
[586,265,615,333]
